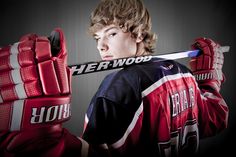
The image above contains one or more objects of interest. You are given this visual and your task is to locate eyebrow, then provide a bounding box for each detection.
[93,26,119,37]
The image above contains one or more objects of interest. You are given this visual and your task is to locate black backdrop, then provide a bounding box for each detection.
[0,0,235,156]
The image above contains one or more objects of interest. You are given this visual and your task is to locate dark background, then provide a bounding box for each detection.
[0,0,235,156]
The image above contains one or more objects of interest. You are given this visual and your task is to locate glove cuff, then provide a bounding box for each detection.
[0,95,71,131]
[193,69,224,82]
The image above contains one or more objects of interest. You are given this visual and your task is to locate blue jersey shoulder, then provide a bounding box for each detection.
[94,59,191,105]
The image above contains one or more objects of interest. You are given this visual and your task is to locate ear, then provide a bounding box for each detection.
[136,33,144,43]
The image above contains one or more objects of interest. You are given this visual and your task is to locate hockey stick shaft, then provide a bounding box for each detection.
[69,46,230,76]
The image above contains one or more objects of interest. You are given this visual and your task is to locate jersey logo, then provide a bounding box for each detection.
[160,64,174,70]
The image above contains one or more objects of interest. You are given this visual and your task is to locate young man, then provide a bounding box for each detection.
[81,0,229,156]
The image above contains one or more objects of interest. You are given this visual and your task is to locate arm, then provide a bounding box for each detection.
[189,37,229,137]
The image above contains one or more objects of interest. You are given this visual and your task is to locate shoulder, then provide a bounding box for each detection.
[94,58,192,103]
[95,67,141,105]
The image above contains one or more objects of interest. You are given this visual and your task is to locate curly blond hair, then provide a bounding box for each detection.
[89,0,157,53]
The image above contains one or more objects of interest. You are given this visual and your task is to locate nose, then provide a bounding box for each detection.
[97,37,108,52]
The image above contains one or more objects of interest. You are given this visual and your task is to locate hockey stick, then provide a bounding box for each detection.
[69,46,230,76]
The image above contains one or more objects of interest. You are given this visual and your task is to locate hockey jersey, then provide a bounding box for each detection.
[82,58,228,157]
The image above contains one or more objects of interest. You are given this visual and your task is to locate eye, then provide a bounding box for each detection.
[109,32,117,37]
[94,37,100,42]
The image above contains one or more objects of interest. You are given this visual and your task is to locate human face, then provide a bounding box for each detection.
[94,24,140,61]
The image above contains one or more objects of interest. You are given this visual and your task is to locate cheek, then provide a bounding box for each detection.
[113,42,136,58]
[109,34,137,58]
[124,39,137,55]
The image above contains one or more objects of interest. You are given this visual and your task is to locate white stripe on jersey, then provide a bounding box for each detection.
[85,114,89,125]
[15,84,27,99]
[142,73,194,97]
[10,100,24,131]
[111,101,143,149]
[10,42,19,54]
[11,69,23,84]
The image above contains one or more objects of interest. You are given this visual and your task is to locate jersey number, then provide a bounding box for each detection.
[158,119,199,157]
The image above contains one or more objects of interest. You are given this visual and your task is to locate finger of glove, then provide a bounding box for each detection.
[189,54,212,72]
[50,28,67,58]
[19,33,38,42]
[0,29,70,102]
[1,34,69,97]
[0,39,41,102]
[0,40,35,71]
[67,67,72,93]
[0,39,40,102]
[0,34,36,58]
[54,58,70,94]
[191,38,222,70]
[39,60,70,95]
[192,38,213,56]
[0,65,39,87]
[47,28,70,94]
[36,29,70,96]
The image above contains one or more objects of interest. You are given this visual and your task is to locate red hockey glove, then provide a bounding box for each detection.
[189,37,224,91]
[0,28,72,131]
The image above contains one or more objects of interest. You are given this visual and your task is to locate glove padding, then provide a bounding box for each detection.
[189,37,224,91]
[0,28,71,102]
[0,28,72,131]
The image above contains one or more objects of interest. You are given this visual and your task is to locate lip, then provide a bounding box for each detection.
[102,55,113,61]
